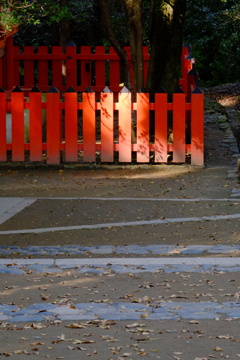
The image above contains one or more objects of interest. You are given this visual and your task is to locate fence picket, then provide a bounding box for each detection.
[82,88,96,162]
[38,46,49,91]
[101,87,114,162]
[29,87,43,161]
[191,88,204,165]
[80,46,91,88]
[65,87,78,162]
[66,44,77,89]
[0,88,6,161]
[24,46,35,88]
[118,87,132,162]
[136,90,149,162]
[95,47,106,89]
[109,47,120,91]
[52,46,63,90]
[12,46,21,90]
[46,87,61,164]
[11,87,25,161]
[154,90,168,163]
[173,88,186,163]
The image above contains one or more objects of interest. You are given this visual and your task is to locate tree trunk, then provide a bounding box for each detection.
[95,0,131,89]
[124,0,144,94]
[146,0,186,95]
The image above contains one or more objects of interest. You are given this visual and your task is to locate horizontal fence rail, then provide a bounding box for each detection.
[0,86,204,166]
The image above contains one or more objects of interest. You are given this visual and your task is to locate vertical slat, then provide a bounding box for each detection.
[83,88,96,162]
[6,37,14,89]
[38,46,49,90]
[191,88,204,165]
[29,87,43,161]
[154,90,168,163]
[24,46,35,88]
[52,46,63,90]
[65,87,78,161]
[0,88,7,161]
[13,45,20,87]
[100,87,114,162]
[136,90,149,162]
[95,46,106,89]
[109,47,120,90]
[143,46,149,86]
[46,87,61,164]
[118,86,132,162]
[11,87,25,161]
[80,46,91,88]
[173,88,186,163]
[0,55,3,87]
[66,44,77,89]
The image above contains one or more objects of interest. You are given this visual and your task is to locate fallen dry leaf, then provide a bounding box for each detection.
[213,346,223,351]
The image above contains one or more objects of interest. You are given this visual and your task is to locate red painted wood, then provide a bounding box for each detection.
[118,87,132,162]
[66,45,77,89]
[52,46,63,89]
[136,92,149,162]
[80,46,91,88]
[143,47,149,85]
[11,90,25,161]
[0,90,7,160]
[154,92,168,163]
[191,89,204,165]
[38,47,49,89]
[29,90,43,161]
[82,90,96,162]
[6,37,14,89]
[46,89,61,164]
[24,47,35,88]
[65,90,78,161]
[100,88,114,162]
[95,47,106,89]
[173,91,186,163]
[109,47,120,90]
[0,57,3,87]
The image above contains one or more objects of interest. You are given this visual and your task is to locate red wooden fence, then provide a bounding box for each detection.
[0,39,204,165]
[1,38,197,99]
[0,85,204,165]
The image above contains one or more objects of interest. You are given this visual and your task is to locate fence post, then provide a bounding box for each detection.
[173,87,186,163]
[118,86,132,162]
[11,86,25,161]
[82,87,96,162]
[136,89,149,163]
[191,87,204,166]
[65,86,78,161]
[46,86,61,164]
[29,86,43,161]
[154,87,168,163]
[100,86,114,162]
[0,87,6,161]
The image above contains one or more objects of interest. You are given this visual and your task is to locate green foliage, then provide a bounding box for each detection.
[184,0,240,85]
[2,0,239,85]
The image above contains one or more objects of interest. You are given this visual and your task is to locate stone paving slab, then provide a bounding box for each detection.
[0,197,36,225]
[1,301,240,323]
[1,255,240,274]
[1,244,240,256]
